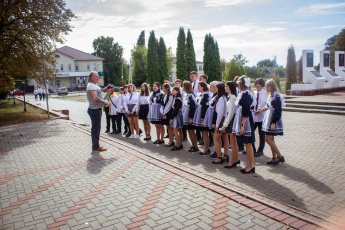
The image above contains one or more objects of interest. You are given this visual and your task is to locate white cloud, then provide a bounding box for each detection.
[295,3,345,16]
[201,0,252,7]
[304,25,345,30]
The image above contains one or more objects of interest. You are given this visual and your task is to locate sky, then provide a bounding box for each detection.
[61,0,345,67]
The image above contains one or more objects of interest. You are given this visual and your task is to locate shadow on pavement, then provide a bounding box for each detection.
[86,152,116,174]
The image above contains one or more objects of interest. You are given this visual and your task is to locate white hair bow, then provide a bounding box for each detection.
[244,78,251,87]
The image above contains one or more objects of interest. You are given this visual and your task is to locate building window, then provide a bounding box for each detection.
[75,64,79,71]
[68,64,71,71]
[55,54,60,59]
[94,63,97,70]
[87,64,90,71]
[53,65,56,71]
[198,65,202,71]
[60,64,63,71]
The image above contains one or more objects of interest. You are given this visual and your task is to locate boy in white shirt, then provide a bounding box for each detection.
[253,78,267,157]
[108,92,118,134]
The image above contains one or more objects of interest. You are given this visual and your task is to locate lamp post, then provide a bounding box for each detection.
[42,50,50,119]
[22,81,27,112]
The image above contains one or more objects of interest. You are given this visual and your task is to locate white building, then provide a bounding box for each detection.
[170,60,204,82]
[28,46,104,91]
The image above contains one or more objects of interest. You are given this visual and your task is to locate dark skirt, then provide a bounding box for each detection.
[139,104,149,120]
[236,113,255,144]
[126,104,138,118]
[183,124,195,130]
[161,109,173,126]
[200,126,209,132]
[264,131,284,136]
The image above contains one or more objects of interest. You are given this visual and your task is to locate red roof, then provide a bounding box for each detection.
[56,46,104,61]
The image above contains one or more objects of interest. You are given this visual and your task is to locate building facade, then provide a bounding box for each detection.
[28,46,104,91]
[170,60,204,82]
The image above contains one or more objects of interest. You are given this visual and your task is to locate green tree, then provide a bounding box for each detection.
[185,29,197,77]
[147,31,160,86]
[257,59,277,67]
[158,37,169,81]
[0,0,74,88]
[324,35,337,51]
[232,53,249,66]
[92,36,123,86]
[176,27,188,81]
[131,45,147,86]
[203,33,222,82]
[225,59,244,81]
[285,45,297,90]
[137,30,145,46]
[166,47,176,77]
[330,28,345,71]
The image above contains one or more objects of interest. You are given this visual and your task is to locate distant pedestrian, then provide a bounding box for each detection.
[34,88,38,100]
[38,87,42,100]
[261,79,285,165]
[108,91,118,134]
[86,71,108,152]
[42,89,46,100]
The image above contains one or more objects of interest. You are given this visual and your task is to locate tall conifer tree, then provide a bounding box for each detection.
[137,30,145,46]
[176,27,188,81]
[285,45,297,90]
[203,33,222,82]
[147,31,160,86]
[158,37,169,82]
[186,29,197,77]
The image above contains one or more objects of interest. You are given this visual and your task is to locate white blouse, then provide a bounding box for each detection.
[139,95,150,105]
[215,96,227,128]
[160,94,174,115]
[223,94,236,127]
[124,92,139,112]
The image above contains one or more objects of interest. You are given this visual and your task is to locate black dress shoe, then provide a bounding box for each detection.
[126,132,131,137]
[139,129,143,135]
[278,156,285,163]
[105,130,110,133]
[164,135,169,138]
[144,136,151,141]
[209,152,217,159]
[198,140,204,145]
[111,131,116,134]
[171,146,180,151]
[178,145,183,150]
[199,149,211,155]
[123,131,128,135]
[188,147,199,152]
[115,131,121,134]
[165,142,175,147]
[267,159,279,165]
[241,167,255,174]
[153,140,159,144]
[157,140,165,144]
[254,152,263,157]
[224,160,241,168]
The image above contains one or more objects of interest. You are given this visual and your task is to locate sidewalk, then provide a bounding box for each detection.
[0,120,328,230]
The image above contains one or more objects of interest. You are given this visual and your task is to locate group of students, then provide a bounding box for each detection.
[34,88,48,101]
[106,72,285,174]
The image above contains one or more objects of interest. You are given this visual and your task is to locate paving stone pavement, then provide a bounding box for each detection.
[12,94,345,229]
[0,120,295,230]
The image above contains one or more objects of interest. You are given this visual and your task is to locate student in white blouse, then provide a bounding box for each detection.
[138,83,151,141]
[124,84,140,138]
[190,71,199,96]
[253,78,267,157]
[222,82,240,168]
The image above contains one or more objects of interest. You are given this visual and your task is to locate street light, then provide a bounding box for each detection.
[22,81,27,112]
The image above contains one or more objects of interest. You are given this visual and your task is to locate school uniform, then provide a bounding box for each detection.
[124,92,139,118]
[138,95,150,120]
[253,89,267,153]
[192,80,199,96]
[232,90,256,144]
[218,94,236,134]
[117,94,128,133]
[183,93,197,130]
[38,88,42,100]
[262,92,284,136]
[204,93,217,132]
[160,94,174,126]
[109,95,118,133]
[193,92,210,131]
[170,97,183,128]
[214,95,227,133]
[148,90,163,124]
[34,89,38,100]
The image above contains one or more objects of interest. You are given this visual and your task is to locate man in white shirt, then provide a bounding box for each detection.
[199,74,210,89]
[253,78,267,157]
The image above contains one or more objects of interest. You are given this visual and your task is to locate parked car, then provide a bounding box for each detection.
[56,88,68,96]
[10,89,25,96]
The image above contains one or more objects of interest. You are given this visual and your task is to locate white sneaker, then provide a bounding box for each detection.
[132,134,139,139]
[129,134,134,138]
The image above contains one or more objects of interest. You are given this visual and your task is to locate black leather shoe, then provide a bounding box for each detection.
[139,129,143,135]
[254,152,263,157]
[111,131,116,134]
[199,149,211,155]
[126,133,131,137]
[209,152,217,159]
[188,147,199,152]
[153,140,159,144]
[123,131,127,135]
[164,135,169,138]
[267,159,279,165]
[241,167,255,174]
[224,160,241,168]
[165,142,175,147]
[157,140,165,144]
[105,130,110,133]
[144,136,151,141]
[278,156,285,163]
[171,146,180,151]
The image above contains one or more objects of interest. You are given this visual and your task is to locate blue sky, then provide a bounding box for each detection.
[61,0,345,67]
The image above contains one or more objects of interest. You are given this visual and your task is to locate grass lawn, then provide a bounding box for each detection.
[0,99,53,126]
